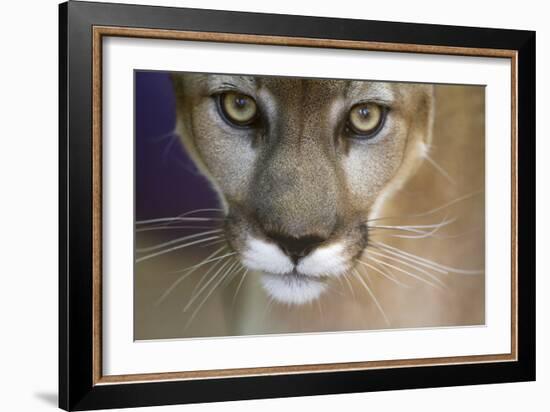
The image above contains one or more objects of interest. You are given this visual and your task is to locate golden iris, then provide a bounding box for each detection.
[219,92,258,126]
[348,103,385,137]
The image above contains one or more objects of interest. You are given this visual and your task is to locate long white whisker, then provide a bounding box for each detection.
[135,235,220,263]
[424,153,456,185]
[325,282,345,297]
[136,225,218,233]
[183,259,240,331]
[356,259,410,288]
[154,246,227,305]
[263,297,275,320]
[169,251,237,274]
[200,238,228,248]
[377,215,455,240]
[140,208,223,233]
[366,190,483,223]
[136,216,222,225]
[183,258,236,312]
[317,299,324,323]
[180,208,223,217]
[375,241,484,275]
[370,242,448,274]
[368,256,445,291]
[342,273,355,299]
[352,268,390,326]
[136,229,222,253]
[371,227,483,240]
[232,268,249,307]
[221,261,246,287]
[188,254,231,298]
[368,217,457,236]
[369,226,431,235]
[366,250,447,288]
[372,221,456,230]
[334,275,345,294]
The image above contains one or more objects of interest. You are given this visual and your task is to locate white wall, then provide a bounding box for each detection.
[0,0,546,411]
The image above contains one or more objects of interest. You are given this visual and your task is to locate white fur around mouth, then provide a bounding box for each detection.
[242,235,349,305]
[260,271,327,305]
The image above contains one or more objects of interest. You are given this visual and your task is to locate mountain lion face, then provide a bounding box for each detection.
[172,74,434,305]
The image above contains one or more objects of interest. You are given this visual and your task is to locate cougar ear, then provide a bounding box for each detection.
[410,85,436,167]
[395,85,435,184]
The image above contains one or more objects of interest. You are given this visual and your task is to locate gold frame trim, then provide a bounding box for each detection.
[91,26,518,386]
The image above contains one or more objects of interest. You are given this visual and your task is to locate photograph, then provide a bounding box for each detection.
[55,2,536,409]
[0,0,543,410]
[134,71,486,340]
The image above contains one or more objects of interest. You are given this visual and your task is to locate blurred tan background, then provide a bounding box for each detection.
[135,83,485,340]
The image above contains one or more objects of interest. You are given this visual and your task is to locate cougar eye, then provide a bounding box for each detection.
[218,92,258,127]
[347,102,387,139]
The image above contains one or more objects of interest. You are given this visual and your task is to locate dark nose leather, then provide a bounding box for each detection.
[267,233,326,264]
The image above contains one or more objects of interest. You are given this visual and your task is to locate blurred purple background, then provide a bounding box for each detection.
[135,71,219,221]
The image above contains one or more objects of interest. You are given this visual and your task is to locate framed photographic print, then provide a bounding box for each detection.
[59,1,536,410]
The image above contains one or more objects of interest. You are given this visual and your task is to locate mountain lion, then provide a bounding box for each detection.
[135,72,484,337]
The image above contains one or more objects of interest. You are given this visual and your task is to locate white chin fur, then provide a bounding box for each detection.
[260,273,327,305]
[242,236,348,304]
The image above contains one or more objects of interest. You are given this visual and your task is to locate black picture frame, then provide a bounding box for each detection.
[59,1,536,410]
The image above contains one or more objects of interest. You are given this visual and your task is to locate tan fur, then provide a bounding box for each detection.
[134,75,484,337]
[173,74,434,265]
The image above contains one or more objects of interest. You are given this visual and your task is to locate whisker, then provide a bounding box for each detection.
[316,299,324,323]
[367,256,445,291]
[187,253,231,299]
[424,152,456,185]
[374,241,484,275]
[263,297,275,320]
[385,232,443,239]
[183,258,237,312]
[136,216,222,225]
[161,133,179,162]
[368,216,457,234]
[366,249,447,288]
[138,208,223,233]
[180,208,223,217]
[136,229,222,253]
[333,275,346,295]
[135,235,220,263]
[166,208,224,231]
[373,215,455,240]
[154,246,227,305]
[352,268,390,326]
[370,242,448,274]
[221,261,246,287]
[342,273,356,299]
[200,238,228,248]
[370,227,482,240]
[369,226,431,235]
[372,222,455,230]
[232,268,249,307]
[325,282,345,297]
[356,259,410,288]
[169,250,237,274]
[136,225,218,233]
[366,190,483,223]
[150,129,178,142]
[183,259,241,331]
